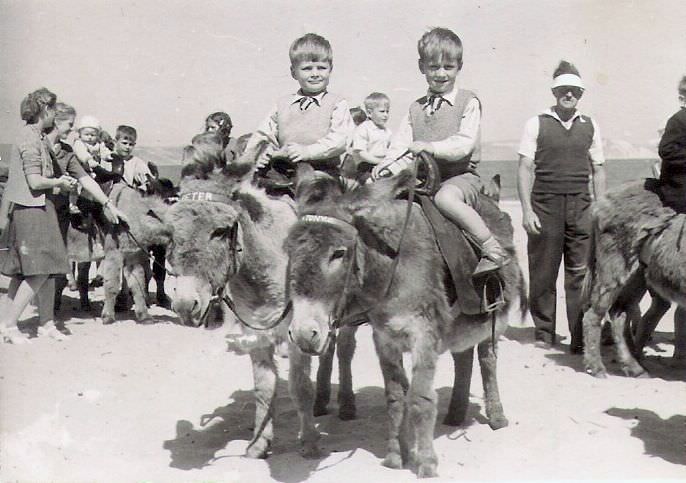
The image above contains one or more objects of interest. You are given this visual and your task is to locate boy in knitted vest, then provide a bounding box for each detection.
[245,33,354,178]
[373,27,508,276]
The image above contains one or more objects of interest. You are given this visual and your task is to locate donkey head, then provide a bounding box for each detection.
[284,169,408,354]
[165,181,243,327]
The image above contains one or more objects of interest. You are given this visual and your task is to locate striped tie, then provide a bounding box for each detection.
[424,95,446,116]
[299,96,316,111]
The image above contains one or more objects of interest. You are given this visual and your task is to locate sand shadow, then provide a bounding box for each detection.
[503,325,535,344]
[605,407,686,465]
[163,379,490,481]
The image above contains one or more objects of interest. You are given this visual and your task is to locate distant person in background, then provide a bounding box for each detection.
[205,112,240,163]
[517,60,606,354]
[656,75,686,214]
[350,92,392,182]
[109,125,154,194]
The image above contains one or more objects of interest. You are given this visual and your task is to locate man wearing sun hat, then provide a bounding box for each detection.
[517,60,607,354]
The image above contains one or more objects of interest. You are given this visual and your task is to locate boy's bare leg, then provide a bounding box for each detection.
[434,184,508,276]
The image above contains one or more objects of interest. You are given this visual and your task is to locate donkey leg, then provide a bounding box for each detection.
[633,294,670,356]
[408,340,439,478]
[443,347,474,426]
[314,332,335,417]
[246,345,277,459]
[288,344,321,459]
[611,311,648,377]
[373,331,409,470]
[583,280,621,378]
[673,307,686,363]
[477,339,508,429]
[101,249,123,325]
[123,259,152,323]
[336,326,357,421]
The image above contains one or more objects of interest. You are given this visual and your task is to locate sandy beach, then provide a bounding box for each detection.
[0,200,684,482]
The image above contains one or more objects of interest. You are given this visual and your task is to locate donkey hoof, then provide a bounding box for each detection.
[299,440,322,459]
[245,440,270,459]
[382,452,403,469]
[101,314,116,325]
[416,461,439,478]
[584,362,608,378]
[443,412,465,427]
[313,404,329,417]
[623,365,649,378]
[488,415,509,430]
[338,405,356,421]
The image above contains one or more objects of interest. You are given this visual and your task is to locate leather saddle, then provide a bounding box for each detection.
[412,153,505,315]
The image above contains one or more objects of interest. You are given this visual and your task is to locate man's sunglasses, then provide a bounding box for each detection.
[554,86,584,98]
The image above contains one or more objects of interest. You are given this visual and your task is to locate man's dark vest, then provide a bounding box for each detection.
[533,113,594,194]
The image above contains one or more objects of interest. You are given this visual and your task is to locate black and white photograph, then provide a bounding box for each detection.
[0,1,685,481]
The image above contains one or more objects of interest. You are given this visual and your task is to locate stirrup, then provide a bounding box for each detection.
[481,274,506,313]
[473,255,510,278]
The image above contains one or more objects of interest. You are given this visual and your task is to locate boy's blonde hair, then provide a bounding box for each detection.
[363,92,390,112]
[417,28,463,69]
[289,33,332,66]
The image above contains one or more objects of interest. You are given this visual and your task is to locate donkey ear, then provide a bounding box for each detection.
[295,164,342,214]
[347,170,414,214]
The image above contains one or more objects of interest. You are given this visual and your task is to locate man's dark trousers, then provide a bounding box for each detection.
[527,191,592,347]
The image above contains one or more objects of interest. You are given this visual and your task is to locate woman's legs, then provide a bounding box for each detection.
[0,274,50,343]
[36,278,67,340]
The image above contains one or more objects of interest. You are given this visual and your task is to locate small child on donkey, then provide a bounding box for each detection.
[244,32,354,183]
[69,115,112,214]
[348,92,392,183]
[657,75,686,214]
[372,27,508,276]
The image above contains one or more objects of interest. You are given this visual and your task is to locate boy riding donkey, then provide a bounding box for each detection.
[244,33,355,195]
[373,27,510,315]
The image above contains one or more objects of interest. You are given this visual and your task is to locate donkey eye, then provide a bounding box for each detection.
[330,248,346,262]
[210,226,231,240]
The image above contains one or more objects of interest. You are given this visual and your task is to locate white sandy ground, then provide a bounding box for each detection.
[0,201,684,483]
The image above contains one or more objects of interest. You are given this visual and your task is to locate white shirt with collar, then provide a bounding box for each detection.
[384,85,481,166]
[352,119,392,162]
[518,108,605,165]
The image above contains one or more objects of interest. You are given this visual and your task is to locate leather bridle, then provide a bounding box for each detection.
[179,191,292,331]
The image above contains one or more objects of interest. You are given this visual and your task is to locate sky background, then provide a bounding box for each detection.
[1,0,685,151]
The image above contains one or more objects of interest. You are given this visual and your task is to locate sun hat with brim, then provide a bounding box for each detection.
[552,73,585,90]
[77,115,101,131]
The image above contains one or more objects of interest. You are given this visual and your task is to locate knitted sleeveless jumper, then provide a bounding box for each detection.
[409,89,480,181]
[276,92,343,174]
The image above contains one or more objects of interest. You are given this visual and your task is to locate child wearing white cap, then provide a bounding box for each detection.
[69,115,112,213]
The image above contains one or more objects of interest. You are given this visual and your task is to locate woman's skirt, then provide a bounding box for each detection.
[0,196,70,277]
